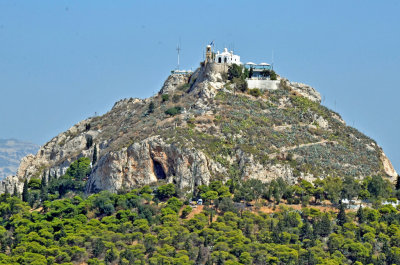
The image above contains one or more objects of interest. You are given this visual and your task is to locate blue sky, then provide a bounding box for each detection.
[0,1,399,171]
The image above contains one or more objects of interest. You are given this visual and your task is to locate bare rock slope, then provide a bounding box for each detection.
[1,63,397,194]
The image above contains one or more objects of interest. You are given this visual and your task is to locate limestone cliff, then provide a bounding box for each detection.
[1,62,397,194]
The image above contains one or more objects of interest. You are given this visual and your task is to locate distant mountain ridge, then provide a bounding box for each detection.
[0,139,39,180]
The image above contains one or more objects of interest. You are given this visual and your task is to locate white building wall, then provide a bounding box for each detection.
[246,79,280,90]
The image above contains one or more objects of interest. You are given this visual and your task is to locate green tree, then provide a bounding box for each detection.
[227,64,243,80]
[202,191,218,204]
[336,201,347,226]
[28,178,41,190]
[356,205,365,224]
[166,197,183,213]
[22,179,29,202]
[396,175,400,190]
[86,135,93,149]
[3,186,9,198]
[368,175,391,199]
[65,157,91,180]
[323,176,343,204]
[105,248,118,264]
[40,174,48,202]
[92,144,98,165]
[156,183,176,200]
[341,176,360,200]
[13,185,18,197]
[249,67,253,78]
[239,252,253,265]
[148,101,155,113]
[181,205,192,218]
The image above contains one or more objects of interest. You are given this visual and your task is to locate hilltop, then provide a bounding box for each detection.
[0,139,38,180]
[0,57,397,195]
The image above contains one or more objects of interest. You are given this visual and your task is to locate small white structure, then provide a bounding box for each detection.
[215,48,241,65]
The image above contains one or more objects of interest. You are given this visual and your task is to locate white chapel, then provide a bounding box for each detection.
[214,48,241,65]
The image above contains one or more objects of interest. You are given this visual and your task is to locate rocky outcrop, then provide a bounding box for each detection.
[284,80,322,103]
[0,119,99,193]
[381,151,398,181]
[87,136,219,193]
[160,74,191,94]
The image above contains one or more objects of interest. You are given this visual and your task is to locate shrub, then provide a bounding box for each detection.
[148,102,155,114]
[165,106,183,116]
[172,94,181,103]
[270,70,277,80]
[178,83,190,92]
[161,94,169,102]
[233,77,248,92]
[181,205,192,218]
[249,88,262,97]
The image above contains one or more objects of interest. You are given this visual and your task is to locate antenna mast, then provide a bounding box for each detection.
[176,44,181,70]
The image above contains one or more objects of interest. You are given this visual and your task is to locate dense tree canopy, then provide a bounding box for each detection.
[1,157,399,264]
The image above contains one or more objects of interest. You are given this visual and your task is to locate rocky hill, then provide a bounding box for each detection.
[1,62,397,194]
[0,139,38,180]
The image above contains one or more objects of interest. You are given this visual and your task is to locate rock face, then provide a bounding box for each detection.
[283,79,322,103]
[160,74,190,94]
[381,151,398,181]
[1,62,397,195]
[87,136,218,193]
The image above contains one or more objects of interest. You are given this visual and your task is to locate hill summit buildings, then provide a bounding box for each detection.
[173,43,280,90]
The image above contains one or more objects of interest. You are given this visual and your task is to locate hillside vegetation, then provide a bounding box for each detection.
[2,159,400,264]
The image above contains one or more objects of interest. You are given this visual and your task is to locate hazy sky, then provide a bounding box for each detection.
[0,1,399,171]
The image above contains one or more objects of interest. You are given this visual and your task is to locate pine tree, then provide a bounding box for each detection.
[40,174,48,202]
[92,144,98,165]
[13,185,18,197]
[249,67,254,78]
[337,201,347,226]
[22,179,29,202]
[41,173,47,188]
[319,213,332,237]
[396,175,400,190]
[148,101,155,114]
[4,186,9,198]
[357,205,365,224]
